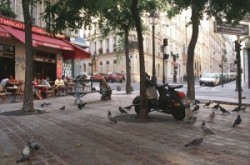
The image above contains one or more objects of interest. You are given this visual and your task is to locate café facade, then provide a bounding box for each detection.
[0,15,90,82]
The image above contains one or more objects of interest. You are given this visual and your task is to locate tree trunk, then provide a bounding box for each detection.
[186,7,199,100]
[124,27,132,94]
[21,0,35,112]
[131,0,148,119]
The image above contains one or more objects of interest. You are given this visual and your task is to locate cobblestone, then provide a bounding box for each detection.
[0,91,250,165]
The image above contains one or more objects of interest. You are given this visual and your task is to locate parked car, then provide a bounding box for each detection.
[90,73,106,80]
[76,72,91,80]
[105,72,124,83]
[199,73,220,86]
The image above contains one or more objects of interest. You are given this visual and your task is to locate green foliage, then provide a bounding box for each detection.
[0,0,16,18]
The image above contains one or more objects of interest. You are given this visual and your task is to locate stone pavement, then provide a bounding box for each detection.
[0,90,250,165]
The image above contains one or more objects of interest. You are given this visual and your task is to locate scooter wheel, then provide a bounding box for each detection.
[132,96,150,114]
[172,108,185,120]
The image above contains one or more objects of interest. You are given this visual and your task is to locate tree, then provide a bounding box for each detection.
[166,0,250,100]
[43,0,165,118]
[0,0,16,18]
[21,0,36,112]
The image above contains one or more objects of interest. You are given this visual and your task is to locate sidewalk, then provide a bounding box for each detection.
[0,90,250,164]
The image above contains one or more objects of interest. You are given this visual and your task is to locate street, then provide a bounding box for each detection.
[108,80,250,104]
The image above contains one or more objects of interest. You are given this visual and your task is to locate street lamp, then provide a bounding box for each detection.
[148,11,159,83]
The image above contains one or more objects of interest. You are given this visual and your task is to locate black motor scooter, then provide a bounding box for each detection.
[132,74,190,120]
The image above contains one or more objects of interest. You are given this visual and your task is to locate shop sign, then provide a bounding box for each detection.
[0,16,48,36]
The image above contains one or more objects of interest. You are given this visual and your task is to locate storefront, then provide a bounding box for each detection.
[0,16,90,81]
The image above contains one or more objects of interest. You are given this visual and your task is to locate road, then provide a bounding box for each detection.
[107,80,250,104]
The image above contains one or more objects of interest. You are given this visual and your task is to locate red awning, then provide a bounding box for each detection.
[62,40,91,59]
[0,25,11,38]
[0,24,73,50]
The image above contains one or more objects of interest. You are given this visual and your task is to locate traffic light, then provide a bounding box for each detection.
[235,40,242,52]
[163,38,168,46]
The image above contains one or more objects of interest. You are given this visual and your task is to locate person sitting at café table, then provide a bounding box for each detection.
[6,75,18,87]
[32,77,43,100]
[54,76,65,96]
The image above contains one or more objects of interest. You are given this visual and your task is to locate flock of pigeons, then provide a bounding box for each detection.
[183,100,248,148]
[17,99,247,163]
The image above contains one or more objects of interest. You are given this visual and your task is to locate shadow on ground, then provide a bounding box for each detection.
[114,113,178,123]
[0,109,39,116]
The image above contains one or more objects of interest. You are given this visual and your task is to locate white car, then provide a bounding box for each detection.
[199,73,220,86]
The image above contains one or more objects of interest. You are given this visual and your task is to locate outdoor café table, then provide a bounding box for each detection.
[6,86,20,102]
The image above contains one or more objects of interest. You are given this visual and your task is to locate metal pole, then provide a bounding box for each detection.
[221,55,224,87]
[236,36,242,108]
[162,56,165,84]
[152,24,157,83]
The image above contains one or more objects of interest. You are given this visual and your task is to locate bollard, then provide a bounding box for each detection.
[117,85,121,91]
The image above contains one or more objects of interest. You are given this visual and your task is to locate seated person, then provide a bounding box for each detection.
[54,76,65,96]
[6,75,18,87]
[65,76,74,93]
[1,78,9,87]
[100,78,112,100]
[32,78,43,99]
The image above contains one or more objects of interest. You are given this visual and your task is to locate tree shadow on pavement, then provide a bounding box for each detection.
[114,114,177,123]
[0,109,39,116]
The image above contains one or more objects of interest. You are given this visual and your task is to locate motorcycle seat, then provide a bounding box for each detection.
[168,84,183,90]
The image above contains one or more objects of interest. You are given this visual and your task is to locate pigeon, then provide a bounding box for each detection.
[209,111,215,121]
[124,105,133,110]
[192,99,201,106]
[59,106,65,111]
[204,101,211,107]
[212,103,220,110]
[201,121,215,134]
[192,105,200,112]
[240,105,248,112]
[108,111,117,123]
[78,103,87,110]
[16,145,31,163]
[41,102,52,107]
[27,141,41,150]
[36,108,47,114]
[232,106,241,112]
[232,115,242,127]
[219,106,230,114]
[118,106,128,114]
[184,138,203,147]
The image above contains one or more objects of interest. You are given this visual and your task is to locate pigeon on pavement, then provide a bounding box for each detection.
[192,105,200,112]
[119,106,128,114]
[184,138,203,147]
[108,111,117,123]
[28,141,41,150]
[16,145,31,163]
[209,111,215,121]
[41,102,52,107]
[204,101,211,107]
[124,105,133,110]
[78,103,87,110]
[233,115,242,127]
[201,121,215,134]
[240,105,248,112]
[219,106,230,114]
[193,99,201,105]
[212,103,220,110]
[59,106,65,111]
[232,106,241,112]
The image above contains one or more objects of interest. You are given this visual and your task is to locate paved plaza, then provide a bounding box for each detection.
[0,90,250,165]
